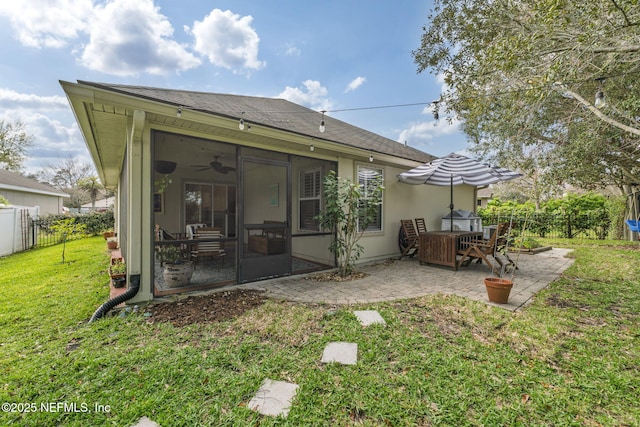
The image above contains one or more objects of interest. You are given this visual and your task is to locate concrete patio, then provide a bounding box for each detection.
[238,247,574,311]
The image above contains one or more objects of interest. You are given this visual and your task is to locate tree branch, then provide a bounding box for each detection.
[553,85,640,137]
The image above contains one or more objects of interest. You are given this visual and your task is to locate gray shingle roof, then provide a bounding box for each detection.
[79,81,434,164]
[0,169,68,197]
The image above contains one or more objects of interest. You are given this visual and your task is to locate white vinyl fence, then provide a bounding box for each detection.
[0,206,40,257]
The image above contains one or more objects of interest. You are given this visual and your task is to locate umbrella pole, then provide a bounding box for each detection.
[450,174,454,231]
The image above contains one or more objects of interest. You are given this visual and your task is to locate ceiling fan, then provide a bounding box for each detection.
[191,155,237,174]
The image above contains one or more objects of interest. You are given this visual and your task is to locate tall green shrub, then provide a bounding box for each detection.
[316,170,384,277]
[35,211,114,236]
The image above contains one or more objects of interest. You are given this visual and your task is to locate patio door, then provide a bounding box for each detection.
[239,157,290,283]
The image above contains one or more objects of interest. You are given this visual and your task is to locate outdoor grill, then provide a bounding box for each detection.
[441,209,482,232]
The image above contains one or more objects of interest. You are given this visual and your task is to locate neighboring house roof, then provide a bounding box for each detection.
[81,196,114,210]
[477,188,493,199]
[76,80,435,163]
[0,169,69,198]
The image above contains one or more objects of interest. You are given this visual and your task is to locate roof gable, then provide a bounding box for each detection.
[0,170,69,198]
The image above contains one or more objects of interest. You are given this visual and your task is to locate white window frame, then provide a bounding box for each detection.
[298,168,322,231]
[357,164,383,233]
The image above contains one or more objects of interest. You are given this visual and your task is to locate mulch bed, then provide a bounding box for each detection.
[145,289,268,327]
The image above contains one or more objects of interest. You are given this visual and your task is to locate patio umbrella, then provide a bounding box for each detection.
[397,153,521,231]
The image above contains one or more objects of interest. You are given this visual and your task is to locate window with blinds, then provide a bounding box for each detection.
[357,165,383,232]
[299,169,321,231]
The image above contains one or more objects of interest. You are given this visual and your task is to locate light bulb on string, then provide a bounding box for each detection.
[595,91,606,108]
[594,77,606,109]
[432,100,440,123]
[319,111,326,133]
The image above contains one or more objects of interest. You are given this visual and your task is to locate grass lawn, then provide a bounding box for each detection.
[1,236,639,426]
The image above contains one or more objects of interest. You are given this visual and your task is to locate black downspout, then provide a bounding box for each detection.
[88,274,140,323]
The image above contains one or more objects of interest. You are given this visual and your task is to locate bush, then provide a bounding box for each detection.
[35,210,114,236]
[478,193,619,239]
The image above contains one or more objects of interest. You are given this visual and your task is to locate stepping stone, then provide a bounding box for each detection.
[321,341,358,365]
[130,417,160,427]
[248,378,299,417]
[353,310,386,326]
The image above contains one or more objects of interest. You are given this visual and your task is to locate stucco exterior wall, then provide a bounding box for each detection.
[354,164,476,263]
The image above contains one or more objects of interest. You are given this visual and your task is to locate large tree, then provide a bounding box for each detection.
[77,176,104,210]
[0,120,33,171]
[414,0,640,193]
[36,158,97,208]
[37,158,94,190]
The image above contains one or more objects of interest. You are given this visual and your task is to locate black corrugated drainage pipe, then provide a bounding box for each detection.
[89,274,140,323]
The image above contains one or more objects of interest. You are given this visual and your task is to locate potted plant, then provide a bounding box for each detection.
[102,230,115,240]
[106,237,118,250]
[109,258,127,288]
[156,244,193,287]
[484,215,528,304]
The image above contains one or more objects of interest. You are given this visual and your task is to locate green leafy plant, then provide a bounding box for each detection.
[513,236,542,250]
[35,211,114,236]
[154,175,172,193]
[109,258,126,275]
[155,244,185,265]
[49,218,88,263]
[316,170,384,277]
[108,258,126,288]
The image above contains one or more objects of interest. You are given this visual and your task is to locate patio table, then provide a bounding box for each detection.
[419,231,482,270]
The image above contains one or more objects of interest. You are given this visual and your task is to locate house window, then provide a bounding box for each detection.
[185,183,212,226]
[357,165,383,232]
[299,168,321,231]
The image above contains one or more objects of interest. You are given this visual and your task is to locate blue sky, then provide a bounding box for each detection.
[0,0,467,175]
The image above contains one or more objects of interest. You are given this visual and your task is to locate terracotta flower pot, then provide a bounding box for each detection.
[484,277,513,304]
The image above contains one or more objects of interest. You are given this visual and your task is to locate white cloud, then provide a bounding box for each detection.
[277,80,333,112]
[0,0,201,76]
[0,0,94,48]
[80,0,200,76]
[397,117,461,147]
[345,76,366,93]
[284,43,301,56]
[0,89,88,173]
[0,88,69,110]
[189,9,265,73]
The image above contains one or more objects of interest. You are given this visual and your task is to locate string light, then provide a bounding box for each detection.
[594,77,606,108]
[369,153,373,162]
[310,143,315,152]
[176,106,182,118]
[215,71,640,134]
